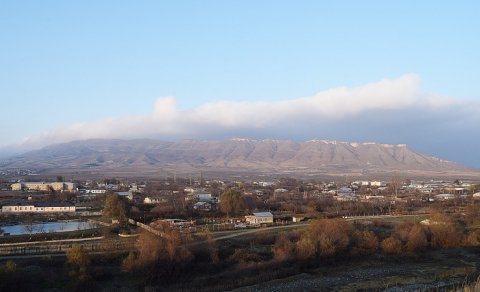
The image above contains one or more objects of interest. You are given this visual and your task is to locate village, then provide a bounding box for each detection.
[1,176,479,234]
[2,175,480,291]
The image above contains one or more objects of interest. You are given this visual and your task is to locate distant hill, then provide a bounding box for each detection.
[0,138,477,178]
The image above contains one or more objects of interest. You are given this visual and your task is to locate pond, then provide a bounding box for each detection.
[0,221,98,236]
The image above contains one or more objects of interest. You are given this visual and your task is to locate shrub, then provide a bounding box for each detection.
[429,224,464,249]
[381,237,402,255]
[272,234,294,262]
[405,224,428,252]
[295,237,316,260]
[351,230,378,255]
[228,248,261,264]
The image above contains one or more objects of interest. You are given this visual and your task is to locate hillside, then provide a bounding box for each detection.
[0,139,476,178]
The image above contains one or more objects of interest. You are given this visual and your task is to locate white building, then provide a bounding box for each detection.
[86,189,107,194]
[245,212,274,225]
[144,196,167,204]
[11,182,76,192]
[193,201,212,211]
[1,202,76,213]
[434,193,455,200]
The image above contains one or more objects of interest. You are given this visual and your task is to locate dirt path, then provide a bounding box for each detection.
[211,223,308,242]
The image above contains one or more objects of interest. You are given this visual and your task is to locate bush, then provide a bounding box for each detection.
[429,224,464,249]
[351,230,378,255]
[405,224,428,252]
[272,234,294,262]
[295,237,316,260]
[381,237,403,255]
[228,248,262,264]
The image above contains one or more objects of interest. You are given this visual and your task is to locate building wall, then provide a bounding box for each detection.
[1,205,76,213]
[24,183,50,191]
[11,182,77,192]
[245,215,273,224]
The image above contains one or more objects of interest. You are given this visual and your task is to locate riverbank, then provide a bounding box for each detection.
[0,226,103,244]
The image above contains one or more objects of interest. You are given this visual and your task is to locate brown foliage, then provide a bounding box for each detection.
[394,222,414,243]
[122,251,137,272]
[66,244,91,285]
[301,219,352,258]
[128,227,193,276]
[429,223,464,249]
[429,212,454,225]
[295,237,316,260]
[351,230,378,255]
[272,234,295,262]
[198,230,220,264]
[381,237,403,255]
[66,244,91,270]
[465,230,480,246]
[228,248,261,264]
[405,224,428,252]
[465,204,480,225]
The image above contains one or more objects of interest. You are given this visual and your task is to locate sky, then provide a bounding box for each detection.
[1,1,480,167]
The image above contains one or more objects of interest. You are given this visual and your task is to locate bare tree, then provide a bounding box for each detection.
[390,174,402,199]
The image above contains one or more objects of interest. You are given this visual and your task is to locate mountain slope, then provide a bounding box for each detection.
[0,138,475,177]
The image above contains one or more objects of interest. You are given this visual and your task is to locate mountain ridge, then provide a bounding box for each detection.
[0,138,477,178]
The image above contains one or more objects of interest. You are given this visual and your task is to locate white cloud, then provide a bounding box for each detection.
[14,74,478,152]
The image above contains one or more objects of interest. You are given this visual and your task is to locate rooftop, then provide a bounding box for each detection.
[253,212,273,217]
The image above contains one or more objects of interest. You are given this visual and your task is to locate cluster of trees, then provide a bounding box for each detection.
[12,211,474,290]
[380,214,466,254]
[271,219,377,262]
[271,214,479,263]
[121,222,197,282]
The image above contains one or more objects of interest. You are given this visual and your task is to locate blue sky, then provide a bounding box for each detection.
[1,1,480,167]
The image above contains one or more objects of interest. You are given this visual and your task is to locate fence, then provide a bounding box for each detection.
[0,237,135,256]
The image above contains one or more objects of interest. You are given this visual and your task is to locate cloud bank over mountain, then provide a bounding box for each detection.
[10,74,480,167]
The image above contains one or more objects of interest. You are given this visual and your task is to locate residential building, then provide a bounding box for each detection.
[245,212,274,225]
[11,182,76,192]
[193,201,212,211]
[1,202,76,213]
